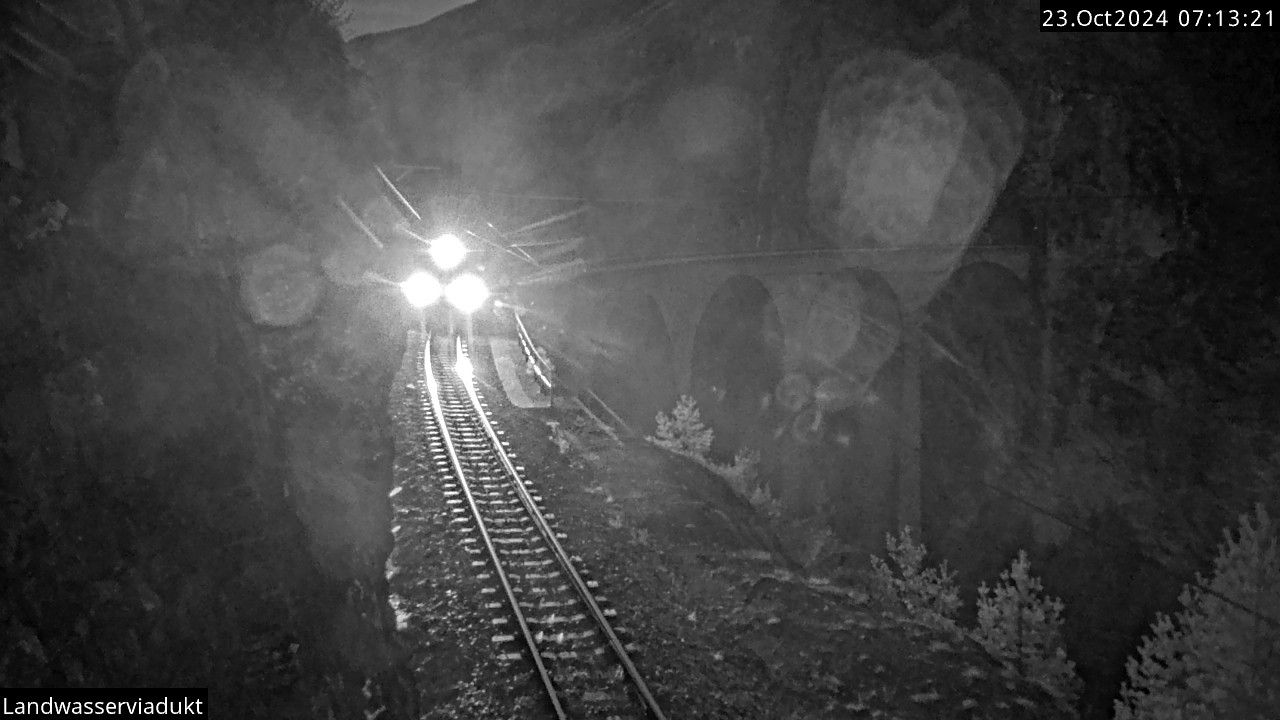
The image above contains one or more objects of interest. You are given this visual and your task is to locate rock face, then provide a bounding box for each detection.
[350,0,783,255]
[348,0,1037,256]
[1,1,413,713]
[345,1,1037,549]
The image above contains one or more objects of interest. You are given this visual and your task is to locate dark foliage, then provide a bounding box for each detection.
[922,23,1280,719]
[1,1,413,715]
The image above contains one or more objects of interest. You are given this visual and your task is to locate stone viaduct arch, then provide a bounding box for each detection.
[593,293,675,427]
[516,245,1033,533]
[688,275,785,458]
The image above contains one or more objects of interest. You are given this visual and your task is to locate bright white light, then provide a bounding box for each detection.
[399,271,442,308]
[454,354,474,380]
[428,232,467,271]
[444,273,490,314]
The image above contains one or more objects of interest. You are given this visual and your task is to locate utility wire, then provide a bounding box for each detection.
[966,465,1280,630]
[408,185,1280,209]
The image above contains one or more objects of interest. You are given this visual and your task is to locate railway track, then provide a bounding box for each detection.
[415,332,668,720]
[512,311,633,439]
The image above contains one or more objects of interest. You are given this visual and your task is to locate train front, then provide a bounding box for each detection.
[398,230,509,337]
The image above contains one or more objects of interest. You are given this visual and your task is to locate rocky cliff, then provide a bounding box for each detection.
[347,0,1049,259]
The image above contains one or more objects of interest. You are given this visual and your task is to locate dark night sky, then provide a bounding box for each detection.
[340,0,474,39]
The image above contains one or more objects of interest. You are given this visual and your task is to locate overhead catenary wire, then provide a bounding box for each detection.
[504,206,590,238]
[376,164,422,222]
[966,463,1280,631]
[410,184,1280,208]
[335,196,385,249]
[32,0,91,39]
[463,228,542,268]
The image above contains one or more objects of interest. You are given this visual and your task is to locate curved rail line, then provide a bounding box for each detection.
[420,332,668,719]
[512,311,633,438]
[512,311,555,394]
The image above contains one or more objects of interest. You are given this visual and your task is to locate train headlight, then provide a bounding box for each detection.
[400,271,443,308]
[444,273,490,314]
[428,232,467,271]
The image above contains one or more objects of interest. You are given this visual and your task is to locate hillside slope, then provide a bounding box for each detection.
[388,337,1076,719]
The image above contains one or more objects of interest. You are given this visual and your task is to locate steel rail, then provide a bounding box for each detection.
[512,310,634,438]
[420,333,569,720]
[451,336,670,720]
[512,311,554,391]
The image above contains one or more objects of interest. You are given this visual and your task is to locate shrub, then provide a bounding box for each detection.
[651,405,784,521]
[650,395,713,459]
[710,448,778,511]
[715,447,760,494]
[747,484,783,520]
[869,526,961,629]
[1113,504,1279,720]
[728,449,784,519]
[974,551,1080,703]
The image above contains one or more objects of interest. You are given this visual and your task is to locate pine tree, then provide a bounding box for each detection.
[974,551,1080,703]
[869,526,961,629]
[651,395,713,459]
[1114,504,1280,720]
